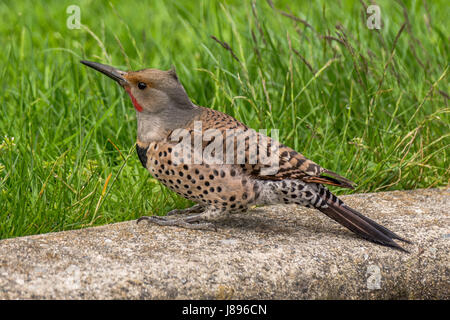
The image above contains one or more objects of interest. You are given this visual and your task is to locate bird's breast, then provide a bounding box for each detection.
[143,140,257,212]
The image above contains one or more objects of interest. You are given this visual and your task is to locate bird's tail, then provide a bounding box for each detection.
[317,188,411,252]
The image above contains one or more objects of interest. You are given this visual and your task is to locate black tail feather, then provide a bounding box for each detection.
[342,204,412,244]
[322,169,356,189]
[317,195,410,252]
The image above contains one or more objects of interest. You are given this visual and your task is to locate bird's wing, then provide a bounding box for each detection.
[191,108,355,189]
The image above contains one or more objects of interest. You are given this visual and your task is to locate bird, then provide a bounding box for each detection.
[81,60,411,252]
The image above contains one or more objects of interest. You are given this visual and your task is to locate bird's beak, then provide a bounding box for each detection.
[80,60,128,86]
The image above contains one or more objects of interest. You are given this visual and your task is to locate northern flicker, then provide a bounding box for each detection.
[81,60,411,252]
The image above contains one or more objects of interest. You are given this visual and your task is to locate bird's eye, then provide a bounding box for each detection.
[138,82,147,90]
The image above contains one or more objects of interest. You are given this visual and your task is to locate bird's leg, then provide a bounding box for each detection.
[166,204,205,216]
[137,208,227,231]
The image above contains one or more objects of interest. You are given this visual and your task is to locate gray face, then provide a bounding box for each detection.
[123,68,201,142]
[123,68,194,113]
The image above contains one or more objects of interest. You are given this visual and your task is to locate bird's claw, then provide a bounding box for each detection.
[137,215,217,231]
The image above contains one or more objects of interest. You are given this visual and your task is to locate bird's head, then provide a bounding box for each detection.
[81,60,201,142]
[81,60,194,114]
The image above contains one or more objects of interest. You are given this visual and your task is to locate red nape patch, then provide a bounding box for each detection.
[125,87,143,112]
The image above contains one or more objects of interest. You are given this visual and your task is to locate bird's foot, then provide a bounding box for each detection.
[166,204,205,216]
[137,213,217,231]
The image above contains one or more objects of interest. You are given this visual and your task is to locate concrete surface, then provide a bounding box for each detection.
[0,188,448,299]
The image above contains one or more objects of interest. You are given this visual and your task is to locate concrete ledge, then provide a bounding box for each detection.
[0,188,448,299]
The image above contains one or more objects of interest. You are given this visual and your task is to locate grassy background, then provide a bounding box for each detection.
[0,0,448,240]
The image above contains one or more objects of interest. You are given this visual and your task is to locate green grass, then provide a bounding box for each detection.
[0,0,448,240]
